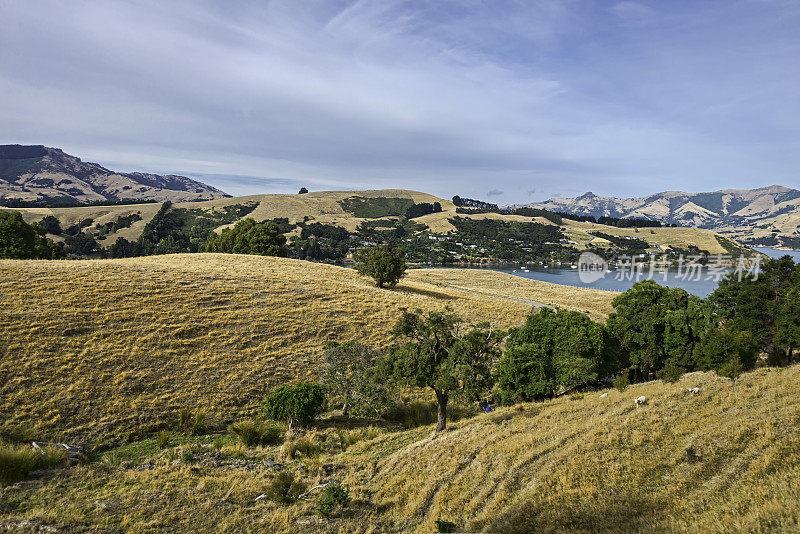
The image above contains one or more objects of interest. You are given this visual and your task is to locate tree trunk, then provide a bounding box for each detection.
[342,401,350,418]
[435,389,448,432]
[788,347,793,366]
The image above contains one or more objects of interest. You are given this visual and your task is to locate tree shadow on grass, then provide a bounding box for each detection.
[392,284,455,301]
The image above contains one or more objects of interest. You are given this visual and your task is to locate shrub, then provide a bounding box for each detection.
[177,408,206,435]
[0,443,65,485]
[354,245,407,288]
[436,519,458,533]
[229,420,283,447]
[613,374,629,392]
[316,483,349,517]
[282,436,322,460]
[264,471,307,504]
[658,363,685,384]
[264,382,325,428]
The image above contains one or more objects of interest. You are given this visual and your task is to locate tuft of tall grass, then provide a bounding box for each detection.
[0,442,65,485]
[228,420,283,447]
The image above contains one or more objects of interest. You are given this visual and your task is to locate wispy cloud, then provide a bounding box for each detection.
[1,0,798,203]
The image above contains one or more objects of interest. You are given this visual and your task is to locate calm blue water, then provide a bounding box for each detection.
[752,247,800,261]
[423,247,798,298]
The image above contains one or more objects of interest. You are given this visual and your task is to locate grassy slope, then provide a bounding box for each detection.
[1,189,732,254]
[0,254,614,447]
[1,255,799,532]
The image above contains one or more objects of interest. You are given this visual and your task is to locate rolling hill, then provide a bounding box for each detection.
[0,144,229,204]
[0,255,798,532]
[511,185,800,248]
[1,189,740,256]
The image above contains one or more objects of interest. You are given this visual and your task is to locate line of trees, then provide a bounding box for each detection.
[285,256,800,432]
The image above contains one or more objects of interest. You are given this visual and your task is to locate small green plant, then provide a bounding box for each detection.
[316,482,349,517]
[264,382,325,428]
[435,519,458,533]
[100,451,121,470]
[229,420,283,447]
[157,431,172,449]
[181,448,195,464]
[613,374,629,392]
[569,392,584,400]
[658,363,685,384]
[265,471,307,504]
[177,408,206,435]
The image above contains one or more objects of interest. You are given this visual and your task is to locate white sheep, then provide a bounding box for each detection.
[688,387,700,395]
[634,395,647,406]
[599,392,608,399]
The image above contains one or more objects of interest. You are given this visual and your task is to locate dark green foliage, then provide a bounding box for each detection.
[63,232,103,257]
[289,222,350,262]
[228,420,283,446]
[265,471,307,504]
[157,431,171,449]
[455,206,563,225]
[203,217,287,257]
[94,213,142,239]
[405,202,443,219]
[381,308,504,431]
[298,187,308,194]
[0,211,63,259]
[339,196,415,218]
[109,237,143,258]
[448,217,571,263]
[589,231,650,253]
[708,256,799,365]
[436,519,458,532]
[495,308,620,403]
[36,215,62,235]
[613,374,629,392]
[354,245,407,288]
[316,483,349,517]
[607,281,710,380]
[694,326,758,372]
[63,218,93,236]
[322,341,390,417]
[263,382,325,428]
[451,196,498,210]
[658,363,686,383]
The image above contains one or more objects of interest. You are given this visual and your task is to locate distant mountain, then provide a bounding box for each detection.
[0,144,229,204]
[510,186,800,247]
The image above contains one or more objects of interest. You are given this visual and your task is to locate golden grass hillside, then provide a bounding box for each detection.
[2,188,734,254]
[0,254,615,447]
[2,364,799,532]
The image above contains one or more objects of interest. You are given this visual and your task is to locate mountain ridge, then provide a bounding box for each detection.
[510,185,800,246]
[0,144,229,204]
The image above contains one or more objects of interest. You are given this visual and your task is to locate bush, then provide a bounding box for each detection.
[264,382,325,428]
[177,408,206,435]
[613,374,629,392]
[436,519,458,533]
[658,363,685,384]
[316,483,349,517]
[229,420,283,447]
[354,245,407,288]
[0,443,65,485]
[282,436,322,459]
[202,218,287,257]
[265,471,307,504]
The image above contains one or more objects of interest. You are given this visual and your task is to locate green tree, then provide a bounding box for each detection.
[381,308,504,431]
[694,326,759,372]
[495,308,620,404]
[322,341,390,417]
[298,187,309,194]
[354,245,406,288]
[708,256,798,365]
[716,356,744,391]
[263,382,325,429]
[0,211,63,259]
[607,281,709,381]
[203,218,287,257]
[36,215,62,235]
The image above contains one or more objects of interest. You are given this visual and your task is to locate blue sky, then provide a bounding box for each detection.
[1,0,799,203]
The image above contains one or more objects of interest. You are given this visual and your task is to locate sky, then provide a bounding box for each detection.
[1,0,799,204]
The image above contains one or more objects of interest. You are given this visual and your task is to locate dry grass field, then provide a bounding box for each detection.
[1,254,799,532]
[0,254,614,447]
